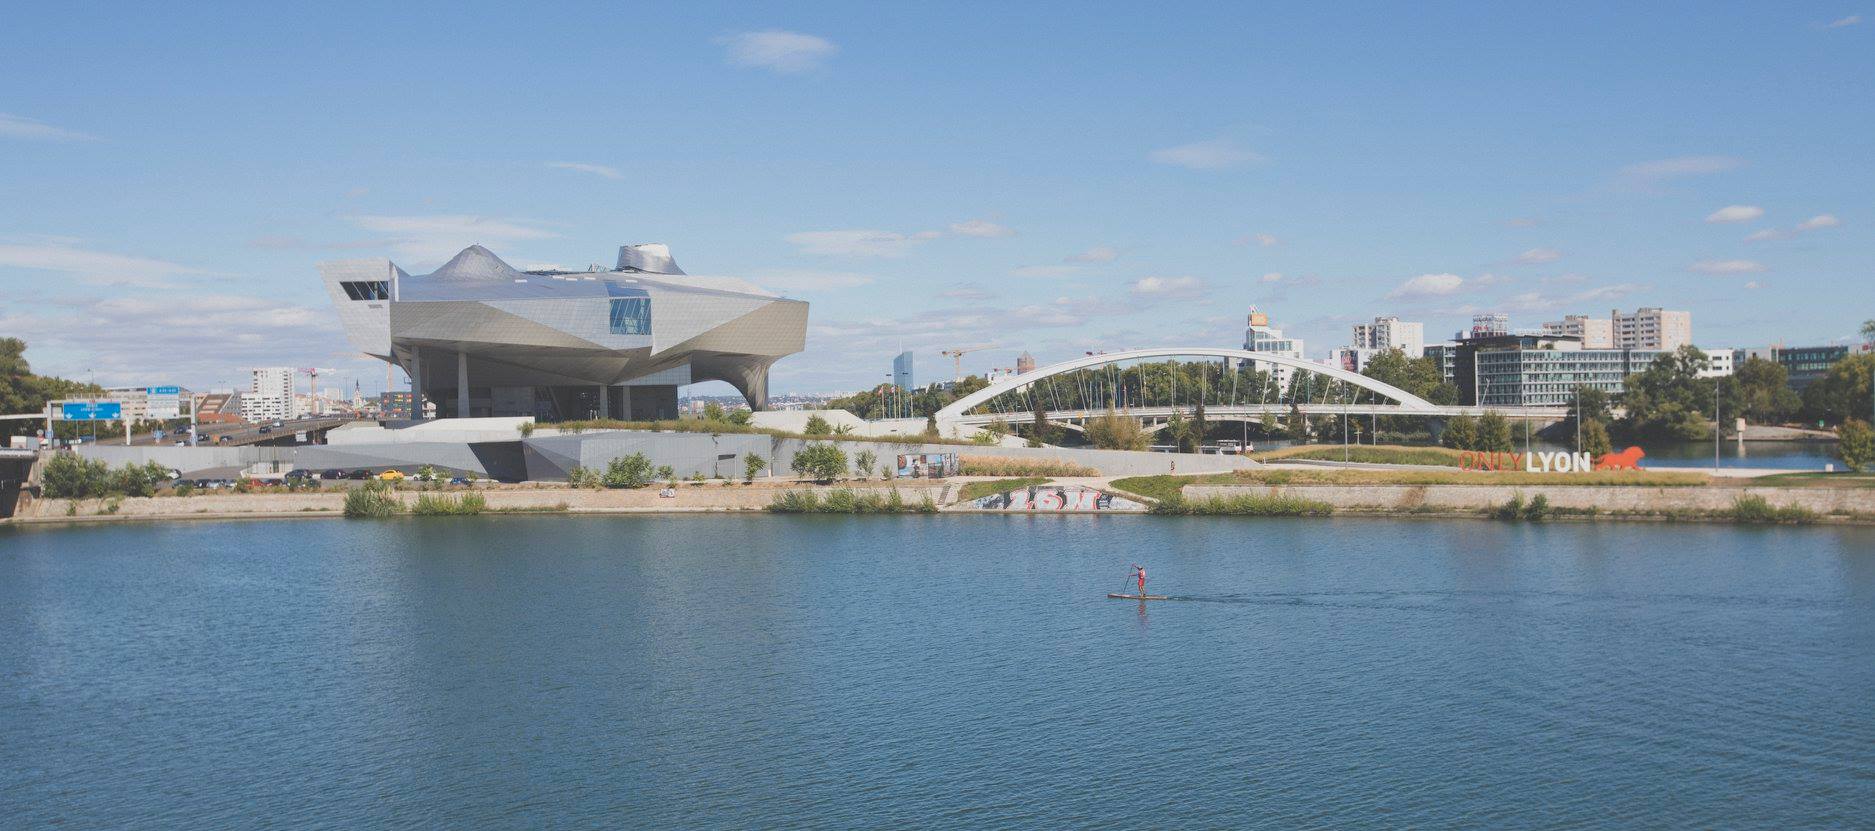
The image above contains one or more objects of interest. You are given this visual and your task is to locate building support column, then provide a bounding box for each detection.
[457,350,470,419]
[410,346,424,420]
[597,384,609,419]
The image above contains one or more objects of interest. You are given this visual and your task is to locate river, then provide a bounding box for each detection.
[4,516,1872,828]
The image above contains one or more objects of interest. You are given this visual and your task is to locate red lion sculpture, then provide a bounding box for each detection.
[1595,446,1646,471]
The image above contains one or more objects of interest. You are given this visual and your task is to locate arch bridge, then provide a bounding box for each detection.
[931,347,1565,437]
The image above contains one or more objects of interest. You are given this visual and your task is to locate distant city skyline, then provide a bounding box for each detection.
[1,4,1869,396]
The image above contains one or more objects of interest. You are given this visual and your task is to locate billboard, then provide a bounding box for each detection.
[895,452,958,479]
[59,401,123,420]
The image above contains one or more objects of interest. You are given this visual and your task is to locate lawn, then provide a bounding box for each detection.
[1250,443,1468,467]
[956,477,1052,502]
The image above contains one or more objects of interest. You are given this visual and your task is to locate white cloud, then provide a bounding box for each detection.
[1259,272,1284,283]
[1475,272,1514,286]
[0,241,208,288]
[1824,14,1861,28]
[1148,139,1264,170]
[1797,214,1840,230]
[546,161,623,179]
[1746,214,1840,242]
[1515,247,1562,264]
[719,30,837,73]
[1743,281,1762,290]
[746,269,875,291]
[1705,204,1764,223]
[784,228,939,258]
[5,292,346,384]
[0,113,96,142]
[1615,155,1744,191]
[1743,228,1789,242]
[1688,259,1766,274]
[947,218,1015,238]
[346,214,558,264]
[938,283,992,301]
[1387,273,1464,299]
[1066,245,1119,263]
[1571,282,1644,303]
[1011,265,1080,278]
[1129,275,1208,298]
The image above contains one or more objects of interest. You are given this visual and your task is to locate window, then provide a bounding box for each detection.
[609,297,651,335]
[340,281,389,301]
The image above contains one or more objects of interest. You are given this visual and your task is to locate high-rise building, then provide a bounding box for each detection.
[243,367,297,422]
[1541,315,1614,349]
[892,350,914,391]
[1612,307,1692,351]
[1460,334,1662,407]
[1016,351,1036,375]
[1244,306,1306,386]
[1470,313,1509,339]
[1351,316,1425,357]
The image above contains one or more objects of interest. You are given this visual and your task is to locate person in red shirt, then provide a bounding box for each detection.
[1131,564,1147,596]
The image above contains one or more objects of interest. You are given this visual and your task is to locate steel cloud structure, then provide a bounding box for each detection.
[934,347,1442,428]
[322,243,807,420]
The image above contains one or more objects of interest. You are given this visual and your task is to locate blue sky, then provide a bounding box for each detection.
[2,1,1868,396]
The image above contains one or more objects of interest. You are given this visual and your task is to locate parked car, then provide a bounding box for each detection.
[271,420,284,428]
[376,469,406,481]
[448,476,471,486]
[257,426,273,435]
[346,469,371,480]
[320,469,346,480]
[284,470,316,483]
[173,440,188,446]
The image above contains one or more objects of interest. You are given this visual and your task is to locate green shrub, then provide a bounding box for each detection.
[767,488,932,514]
[803,414,832,436]
[602,453,655,488]
[1492,493,1526,521]
[343,482,402,518]
[1730,494,1816,524]
[744,453,767,482]
[790,443,848,482]
[41,454,113,498]
[768,490,823,513]
[1523,493,1551,521]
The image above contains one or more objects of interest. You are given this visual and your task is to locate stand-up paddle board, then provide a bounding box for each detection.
[1108,593,1169,601]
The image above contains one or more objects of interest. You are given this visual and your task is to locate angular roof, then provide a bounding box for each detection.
[425,244,526,283]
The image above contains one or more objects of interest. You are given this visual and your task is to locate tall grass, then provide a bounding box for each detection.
[1151,493,1335,516]
[342,482,402,518]
[958,455,1099,477]
[1729,494,1816,524]
[957,477,1051,502]
[1251,444,1468,467]
[411,492,487,516]
[767,488,937,514]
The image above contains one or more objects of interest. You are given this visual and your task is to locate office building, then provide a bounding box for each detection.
[1697,348,1734,378]
[1612,307,1692,351]
[1243,306,1306,386]
[1016,351,1036,374]
[321,243,808,420]
[1541,315,1614,349]
[892,350,914,391]
[1770,344,1851,389]
[243,367,297,422]
[1458,334,1661,407]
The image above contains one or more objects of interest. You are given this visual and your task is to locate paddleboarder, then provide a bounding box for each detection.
[1131,564,1147,597]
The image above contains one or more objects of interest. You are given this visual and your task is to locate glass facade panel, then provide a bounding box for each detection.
[609,297,651,335]
[340,280,389,300]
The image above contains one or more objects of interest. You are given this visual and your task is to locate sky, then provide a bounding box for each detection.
[1,1,1869,398]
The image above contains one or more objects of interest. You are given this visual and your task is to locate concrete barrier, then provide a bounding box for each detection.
[1182,483,1875,515]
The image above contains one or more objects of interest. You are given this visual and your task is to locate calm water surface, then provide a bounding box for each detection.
[4,516,1873,829]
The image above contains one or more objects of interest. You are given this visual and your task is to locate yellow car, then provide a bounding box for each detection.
[376,469,407,481]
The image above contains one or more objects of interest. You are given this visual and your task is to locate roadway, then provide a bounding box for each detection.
[945,403,1572,431]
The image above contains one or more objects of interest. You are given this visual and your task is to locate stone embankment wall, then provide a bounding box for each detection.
[1182,483,1874,515]
[14,483,951,522]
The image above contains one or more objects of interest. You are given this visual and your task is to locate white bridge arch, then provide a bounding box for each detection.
[935,347,1444,431]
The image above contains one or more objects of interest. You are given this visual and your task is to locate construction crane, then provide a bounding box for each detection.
[297,367,337,416]
[940,345,996,383]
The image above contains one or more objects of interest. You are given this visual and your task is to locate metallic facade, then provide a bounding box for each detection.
[321,243,807,419]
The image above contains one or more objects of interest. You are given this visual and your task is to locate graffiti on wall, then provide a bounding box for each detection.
[971,484,1146,511]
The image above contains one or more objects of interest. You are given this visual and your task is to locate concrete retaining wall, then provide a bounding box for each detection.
[1183,483,1875,515]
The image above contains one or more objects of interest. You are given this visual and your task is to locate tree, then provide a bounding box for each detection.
[1580,418,1613,458]
[702,401,725,421]
[1839,419,1874,473]
[855,449,878,479]
[1,338,104,438]
[1569,385,1613,427]
[802,414,832,436]
[1476,412,1514,452]
[1191,401,1208,451]
[1733,357,1801,424]
[790,443,848,482]
[1029,394,1056,446]
[727,409,752,426]
[1800,353,1875,426]
[1862,319,1875,347]
[743,453,767,482]
[1621,345,1717,440]
[1258,411,1279,438]
[923,413,939,438]
[1165,410,1196,453]
[1084,409,1147,450]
